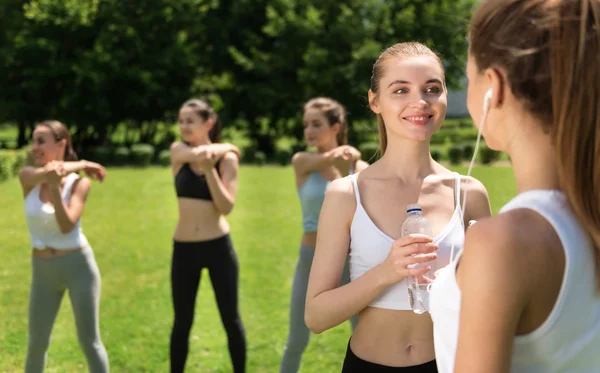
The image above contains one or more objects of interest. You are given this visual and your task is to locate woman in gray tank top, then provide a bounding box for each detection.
[279,97,369,373]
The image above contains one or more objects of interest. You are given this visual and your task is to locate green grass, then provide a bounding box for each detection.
[0,165,516,373]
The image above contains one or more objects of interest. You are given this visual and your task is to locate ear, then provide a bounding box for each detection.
[204,118,214,132]
[331,122,341,135]
[484,67,507,109]
[368,89,381,114]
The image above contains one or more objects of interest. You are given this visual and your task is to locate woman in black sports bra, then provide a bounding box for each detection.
[168,99,245,373]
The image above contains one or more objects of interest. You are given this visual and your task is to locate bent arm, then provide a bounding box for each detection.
[49,177,92,234]
[204,152,239,215]
[304,178,389,333]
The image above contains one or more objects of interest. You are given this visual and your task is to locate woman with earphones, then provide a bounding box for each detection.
[304,42,491,372]
[429,1,600,372]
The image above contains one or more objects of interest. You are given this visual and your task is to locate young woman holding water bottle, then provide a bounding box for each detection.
[280,97,369,373]
[429,1,600,372]
[304,42,491,372]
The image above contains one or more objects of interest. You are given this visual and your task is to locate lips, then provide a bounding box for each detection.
[403,114,434,126]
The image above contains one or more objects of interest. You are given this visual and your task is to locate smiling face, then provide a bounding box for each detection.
[178,106,211,144]
[369,55,447,143]
[302,108,340,148]
[31,126,66,166]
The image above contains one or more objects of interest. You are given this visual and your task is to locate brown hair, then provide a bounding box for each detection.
[369,42,445,154]
[35,120,78,161]
[470,0,600,287]
[303,97,348,145]
[181,99,221,143]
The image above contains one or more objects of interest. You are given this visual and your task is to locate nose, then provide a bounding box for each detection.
[408,93,430,108]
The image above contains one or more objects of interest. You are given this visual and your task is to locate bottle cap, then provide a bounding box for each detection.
[407,203,422,213]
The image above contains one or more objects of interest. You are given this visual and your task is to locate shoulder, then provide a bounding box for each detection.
[71,175,92,196]
[354,160,369,173]
[221,151,239,165]
[170,141,186,152]
[325,176,356,203]
[460,175,488,195]
[462,209,547,278]
[291,151,310,164]
[218,150,239,173]
[321,176,357,219]
[18,165,36,182]
[457,175,491,220]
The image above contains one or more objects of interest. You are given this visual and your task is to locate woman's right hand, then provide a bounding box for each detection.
[376,234,438,286]
[44,161,65,184]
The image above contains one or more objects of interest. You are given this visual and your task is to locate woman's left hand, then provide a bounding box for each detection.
[196,148,216,172]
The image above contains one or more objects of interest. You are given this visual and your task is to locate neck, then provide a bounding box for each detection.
[505,119,559,194]
[187,137,211,147]
[380,136,435,181]
[316,140,338,154]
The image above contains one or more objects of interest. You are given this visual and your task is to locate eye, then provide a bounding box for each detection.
[395,88,409,94]
[426,86,442,94]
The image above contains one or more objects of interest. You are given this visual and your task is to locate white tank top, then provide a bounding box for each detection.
[24,173,89,250]
[348,172,465,310]
[429,190,600,373]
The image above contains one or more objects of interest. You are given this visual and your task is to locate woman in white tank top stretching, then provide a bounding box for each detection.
[19,120,108,373]
[429,1,600,372]
[304,42,491,372]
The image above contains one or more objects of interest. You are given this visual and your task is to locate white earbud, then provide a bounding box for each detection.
[483,89,493,114]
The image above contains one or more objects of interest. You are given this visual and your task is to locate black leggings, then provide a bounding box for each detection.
[342,341,438,373]
[170,235,246,373]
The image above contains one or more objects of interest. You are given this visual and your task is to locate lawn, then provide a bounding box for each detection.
[0,165,516,373]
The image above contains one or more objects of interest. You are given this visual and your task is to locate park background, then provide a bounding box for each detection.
[0,1,517,372]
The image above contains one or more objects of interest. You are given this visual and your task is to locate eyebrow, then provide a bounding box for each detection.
[387,79,443,88]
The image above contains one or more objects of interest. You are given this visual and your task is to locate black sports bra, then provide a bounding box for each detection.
[175,160,222,201]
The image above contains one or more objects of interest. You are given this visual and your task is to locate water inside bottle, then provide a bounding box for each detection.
[407,282,430,315]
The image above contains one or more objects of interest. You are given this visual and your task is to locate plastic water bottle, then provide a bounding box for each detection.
[402,203,433,314]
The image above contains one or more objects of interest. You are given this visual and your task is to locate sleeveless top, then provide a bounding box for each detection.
[348,172,465,310]
[298,163,355,233]
[175,159,222,201]
[429,190,600,373]
[24,172,89,250]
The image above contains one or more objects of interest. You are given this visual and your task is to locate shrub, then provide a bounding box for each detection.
[431,149,443,162]
[241,144,258,164]
[447,145,463,165]
[130,143,155,167]
[0,148,28,182]
[358,142,380,163]
[462,143,475,160]
[12,149,28,174]
[479,145,501,165]
[90,146,113,164]
[254,151,266,166]
[0,151,16,182]
[275,148,292,166]
[158,150,171,166]
[114,147,131,165]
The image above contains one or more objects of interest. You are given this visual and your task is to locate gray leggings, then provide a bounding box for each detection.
[280,244,358,373]
[25,247,109,373]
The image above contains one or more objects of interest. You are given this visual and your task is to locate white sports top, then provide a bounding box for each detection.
[430,190,600,373]
[24,172,89,250]
[348,172,465,310]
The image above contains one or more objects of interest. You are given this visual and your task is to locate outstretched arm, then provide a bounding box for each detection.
[170,142,240,165]
[304,177,438,333]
